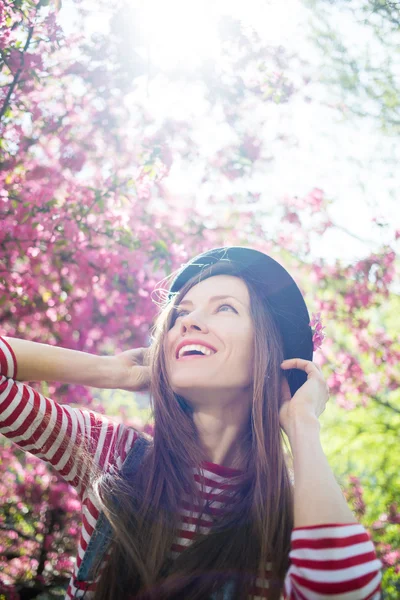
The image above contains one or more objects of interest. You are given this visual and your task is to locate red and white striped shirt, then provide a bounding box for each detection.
[0,337,382,599]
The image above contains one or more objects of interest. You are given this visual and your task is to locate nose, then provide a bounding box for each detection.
[179,311,209,334]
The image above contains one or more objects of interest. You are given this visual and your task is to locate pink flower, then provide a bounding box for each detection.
[382,549,400,567]
[309,312,326,351]
[241,135,261,162]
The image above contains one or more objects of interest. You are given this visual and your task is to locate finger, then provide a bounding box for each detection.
[137,366,151,390]
[130,348,150,366]
[134,348,147,362]
[128,365,151,391]
[143,348,152,366]
[281,358,319,375]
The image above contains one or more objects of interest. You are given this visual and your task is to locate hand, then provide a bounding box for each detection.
[104,347,151,392]
[279,358,329,438]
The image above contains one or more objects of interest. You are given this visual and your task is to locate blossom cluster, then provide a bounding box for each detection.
[309,312,326,351]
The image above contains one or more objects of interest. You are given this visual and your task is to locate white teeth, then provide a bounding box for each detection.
[178,344,216,359]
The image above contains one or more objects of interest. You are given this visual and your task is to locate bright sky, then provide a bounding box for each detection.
[60,0,399,267]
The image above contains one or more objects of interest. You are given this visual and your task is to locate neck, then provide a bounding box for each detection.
[192,397,251,469]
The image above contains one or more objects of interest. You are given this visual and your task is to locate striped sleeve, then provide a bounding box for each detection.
[0,336,138,497]
[283,523,383,600]
[0,336,18,378]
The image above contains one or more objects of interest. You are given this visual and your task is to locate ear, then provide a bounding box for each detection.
[280,375,292,404]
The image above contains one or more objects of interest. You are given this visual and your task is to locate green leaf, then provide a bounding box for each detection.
[154,239,168,254]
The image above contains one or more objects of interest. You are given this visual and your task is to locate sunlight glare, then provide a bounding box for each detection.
[133,0,303,73]
[135,0,222,71]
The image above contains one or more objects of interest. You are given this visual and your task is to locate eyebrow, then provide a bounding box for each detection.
[178,294,244,307]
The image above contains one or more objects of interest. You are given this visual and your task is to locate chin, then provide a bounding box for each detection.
[171,378,210,391]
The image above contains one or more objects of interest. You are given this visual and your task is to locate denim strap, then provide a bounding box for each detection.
[75,435,150,583]
[210,579,236,599]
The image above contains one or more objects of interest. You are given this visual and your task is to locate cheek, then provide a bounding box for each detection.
[235,331,254,368]
[227,332,253,360]
[164,330,178,364]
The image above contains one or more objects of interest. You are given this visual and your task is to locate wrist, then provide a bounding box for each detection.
[286,411,321,445]
[96,356,119,389]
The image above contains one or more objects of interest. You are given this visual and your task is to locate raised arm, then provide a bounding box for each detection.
[282,417,382,599]
[4,336,150,391]
[280,358,382,599]
[0,337,149,497]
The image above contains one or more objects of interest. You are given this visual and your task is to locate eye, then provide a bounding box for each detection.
[217,303,237,313]
[174,303,237,319]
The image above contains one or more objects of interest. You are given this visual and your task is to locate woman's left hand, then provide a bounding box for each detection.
[279,359,330,438]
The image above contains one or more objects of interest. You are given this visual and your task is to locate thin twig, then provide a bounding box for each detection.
[0,23,35,121]
[333,223,382,246]
[370,394,400,415]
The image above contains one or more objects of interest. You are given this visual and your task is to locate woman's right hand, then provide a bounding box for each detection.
[105,347,151,392]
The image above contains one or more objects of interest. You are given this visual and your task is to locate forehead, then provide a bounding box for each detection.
[179,275,250,306]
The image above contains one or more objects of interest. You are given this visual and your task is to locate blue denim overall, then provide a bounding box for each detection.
[74,435,235,599]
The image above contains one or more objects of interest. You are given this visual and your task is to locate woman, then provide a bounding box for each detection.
[0,246,382,600]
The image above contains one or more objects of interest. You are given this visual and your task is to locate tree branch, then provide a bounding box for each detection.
[0,23,35,121]
[370,394,400,415]
[333,223,383,246]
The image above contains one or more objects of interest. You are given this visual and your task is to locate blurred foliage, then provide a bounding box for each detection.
[1,0,399,596]
[305,0,400,135]
[320,289,400,597]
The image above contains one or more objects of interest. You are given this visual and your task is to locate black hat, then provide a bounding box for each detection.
[168,246,313,397]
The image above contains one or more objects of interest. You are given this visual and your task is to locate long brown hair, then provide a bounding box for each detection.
[92,260,294,600]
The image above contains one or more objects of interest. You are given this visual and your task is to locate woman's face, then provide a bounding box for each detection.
[165,275,255,407]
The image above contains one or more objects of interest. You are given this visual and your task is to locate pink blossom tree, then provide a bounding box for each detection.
[1,0,399,596]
